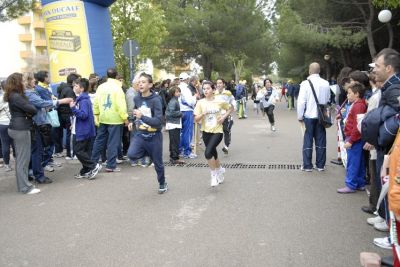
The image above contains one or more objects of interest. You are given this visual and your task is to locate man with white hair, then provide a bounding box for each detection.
[178,72,198,158]
[297,62,331,172]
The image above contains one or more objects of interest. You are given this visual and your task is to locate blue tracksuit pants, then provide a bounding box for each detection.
[179,110,193,156]
[345,140,366,190]
[128,131,165,185]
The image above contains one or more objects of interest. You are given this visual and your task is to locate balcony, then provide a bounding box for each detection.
[20,51,33,59]
[19,34,32,42]
[17,16,31,25]
[34,39,47,47]
[33,21,44,29]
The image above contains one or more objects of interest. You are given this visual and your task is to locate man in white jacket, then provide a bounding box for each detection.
[297,62,331,172]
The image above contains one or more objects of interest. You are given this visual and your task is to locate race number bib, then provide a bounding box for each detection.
[205,114,217,128]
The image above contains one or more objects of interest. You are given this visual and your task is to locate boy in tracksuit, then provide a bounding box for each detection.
[337,82,367,193]
[70,78,101,179]
[127,73,168,194]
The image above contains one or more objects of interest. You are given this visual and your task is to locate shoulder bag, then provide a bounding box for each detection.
[308,80,333,128]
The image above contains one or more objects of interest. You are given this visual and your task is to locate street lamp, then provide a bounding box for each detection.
[378,9,392,23]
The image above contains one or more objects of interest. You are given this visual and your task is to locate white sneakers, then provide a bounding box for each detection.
[210,173,219,187]
[373,237,392,250]
[367,216,389,232]
[367,216,384,225]
[374,221,389,232]
[26,188,40,195]
[210,167,225,187]
[44,165,54,172]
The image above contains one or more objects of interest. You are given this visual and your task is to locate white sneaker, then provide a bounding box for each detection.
[374,221,389,232]
[217,167,225,184]
[271,125,276,132]
[210,173,219,187]
[367,216,384,225]
[373,237,392,249]
[44,165,54,172]
[26,188,41,195]
[4,164,12,172]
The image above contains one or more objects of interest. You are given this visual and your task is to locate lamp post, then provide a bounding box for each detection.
[378,9,392,23]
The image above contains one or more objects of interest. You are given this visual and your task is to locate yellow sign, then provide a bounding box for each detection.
[42,1,93,83]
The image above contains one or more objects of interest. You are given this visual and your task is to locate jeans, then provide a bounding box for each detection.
[31,129,46,182]
[302,118,326,169]
[91,123,122,170]
[128,131,165,185]
[0,124,13,165]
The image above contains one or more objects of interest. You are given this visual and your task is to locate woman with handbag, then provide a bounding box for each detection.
[4,73,40,194]
[24,72,73,184]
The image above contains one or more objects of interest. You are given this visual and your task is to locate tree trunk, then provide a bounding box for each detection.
[387,23,394,48]
[202,56,212,80]
[365,0,376,59]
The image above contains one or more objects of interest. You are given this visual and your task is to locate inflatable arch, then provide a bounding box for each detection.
[40,0,115,83]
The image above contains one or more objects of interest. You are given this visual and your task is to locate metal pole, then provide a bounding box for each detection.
[129,41,134,82]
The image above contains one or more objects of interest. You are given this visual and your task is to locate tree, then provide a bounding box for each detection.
[157,0,276,80]
[275,0,400,79]
[0,0,36,22]
[110,0,167,82]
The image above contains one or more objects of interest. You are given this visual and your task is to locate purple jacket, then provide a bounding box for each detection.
[71,93,96,141]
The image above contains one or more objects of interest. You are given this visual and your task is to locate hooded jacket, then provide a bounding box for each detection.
[71,92,96,141]
[93,78,128,125]
[132,92,163,133]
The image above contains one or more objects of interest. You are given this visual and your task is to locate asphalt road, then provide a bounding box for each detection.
[0,101,391,266]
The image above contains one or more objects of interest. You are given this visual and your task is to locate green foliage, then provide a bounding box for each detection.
[0,0,36,22]
[158,0,276,79]
[373,0,400,8]
[110,0,167,83]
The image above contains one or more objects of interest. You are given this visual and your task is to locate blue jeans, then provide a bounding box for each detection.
[302,118,326,169]
[31,129,46,182]
[0,124,13,165]
[128,132,165,185]
[345,140,366,189]
[91,123,122,169]
[179,111,193,156]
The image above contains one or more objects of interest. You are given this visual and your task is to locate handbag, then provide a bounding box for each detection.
[308,80,333,128]
[46,109,60,127]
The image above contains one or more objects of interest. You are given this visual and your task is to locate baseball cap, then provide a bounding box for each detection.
[179,72,190,80]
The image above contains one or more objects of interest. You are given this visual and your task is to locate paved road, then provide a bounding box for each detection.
[0,101,391,266]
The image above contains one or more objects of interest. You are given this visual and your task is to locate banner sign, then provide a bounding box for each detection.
[42,1,93,83]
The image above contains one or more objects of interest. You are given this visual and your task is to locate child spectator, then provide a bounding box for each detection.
[337,82,367,193]
[70,78,102,179]
[165,86,185,164]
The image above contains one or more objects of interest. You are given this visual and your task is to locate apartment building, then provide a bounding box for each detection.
[0,4,49,78]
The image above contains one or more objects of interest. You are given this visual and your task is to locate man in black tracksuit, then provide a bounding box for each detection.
[54,73,79,158]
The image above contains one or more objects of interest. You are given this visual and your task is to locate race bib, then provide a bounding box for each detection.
[205,114,217,128]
